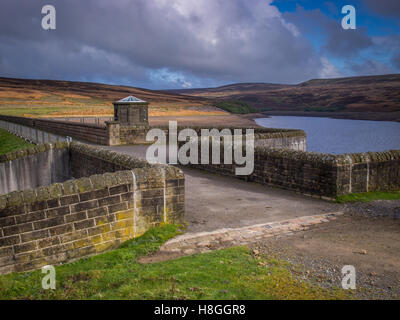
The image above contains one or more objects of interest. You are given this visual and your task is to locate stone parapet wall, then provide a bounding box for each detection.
[0,115,109,145]
[0,142,185,274]
[0,115,307,150]
[254,135,305,150]
[185,144,400,198]
[158,125,307,151]
[251,149,338,198]
[335,150,400,195]
[68,142,185,225]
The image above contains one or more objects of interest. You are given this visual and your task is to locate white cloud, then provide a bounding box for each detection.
[319,57,342,78]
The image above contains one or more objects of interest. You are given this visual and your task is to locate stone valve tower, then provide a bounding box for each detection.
[113,96,149,126]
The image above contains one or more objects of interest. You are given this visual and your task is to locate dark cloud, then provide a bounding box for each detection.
[349,59,394,76]
[0,0,332,88]
[392,53,400,69]
[363,0,400,18]
[372,35,400,71]
[284,6,372,58]
[322,25,372,58]
[282,4,400,76]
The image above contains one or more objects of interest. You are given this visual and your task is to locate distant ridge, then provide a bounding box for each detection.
[0,77,219,118]
[166,74,400,113]
[0,76,205,104]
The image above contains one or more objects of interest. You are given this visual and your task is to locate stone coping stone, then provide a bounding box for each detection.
[255,147,400,165]
[0,114,106,129]
[154,125,306,138]
[0,170,133,211]
[0,142,184,210]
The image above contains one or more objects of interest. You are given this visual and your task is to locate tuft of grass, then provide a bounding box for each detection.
[0,128,33,155]
[0,224,351,300]
[336,191,400,203]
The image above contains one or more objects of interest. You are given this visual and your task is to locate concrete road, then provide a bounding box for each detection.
[106,145,341,233]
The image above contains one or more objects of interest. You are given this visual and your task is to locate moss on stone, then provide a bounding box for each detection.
[15,149,28,159]
[162,165,184,180]
[114,171,130,185]
[0,141,71,164]
[25,147,37,156]
[5,152,17,161]
[22,189,37,204]
[0,194,7,210]
[76,178,93,193]
[90,175,106,190]
[55,141,69,149]
[7,191,23,206]
[36,186,50,201]
[103,172,119,187]
[49,183,63,198]
[63,180,78,195]
[255,147,337,165]
[69,142,152,170]
[36,144,46,153]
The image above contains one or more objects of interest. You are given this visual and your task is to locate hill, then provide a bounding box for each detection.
[2,74,400,120]
[0,77,222,118]
[167,74,400,114]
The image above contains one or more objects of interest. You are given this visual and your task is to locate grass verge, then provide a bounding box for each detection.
[336,191,400,203]
[0,128,33,155]
[0,224,351,300]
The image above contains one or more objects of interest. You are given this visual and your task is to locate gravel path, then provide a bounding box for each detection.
[251,208,400,300]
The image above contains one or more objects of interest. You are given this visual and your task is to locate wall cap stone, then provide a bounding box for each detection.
[0,170,134,211]
[255,147,400,165]
[1,142,185,208]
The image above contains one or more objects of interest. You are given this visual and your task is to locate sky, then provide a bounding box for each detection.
[0,0,399,89]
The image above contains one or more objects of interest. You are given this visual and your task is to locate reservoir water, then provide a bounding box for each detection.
[255,116,400,154]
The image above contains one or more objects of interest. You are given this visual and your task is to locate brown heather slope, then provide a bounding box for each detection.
[168,74,400,114]
[0,77,225,117]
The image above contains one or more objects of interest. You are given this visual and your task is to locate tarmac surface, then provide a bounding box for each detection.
[106,145,340,233]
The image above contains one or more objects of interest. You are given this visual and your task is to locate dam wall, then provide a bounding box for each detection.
[0,144,71,195]
[157,125,307,151]
[0,115,307,151]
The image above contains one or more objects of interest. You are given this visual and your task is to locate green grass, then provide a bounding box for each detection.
[336,191,400,203]
[0,224,351,300]
[0,128,33,155]
[214,100,258,114]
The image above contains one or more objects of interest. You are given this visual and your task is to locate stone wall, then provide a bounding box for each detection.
[159,125,306,151]
[186,143,400,199]
[255,135,305,150]
[336,151,400,195]
[251,149,338,198]
[119,125,150,145]
[0,142,185,274]
[68,142,185,225]
[0,115,153,146]
[0,115,110,145]
[0,115,307,150]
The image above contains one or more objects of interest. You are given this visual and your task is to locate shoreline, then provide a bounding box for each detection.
[244,111,400,123]
[42,111,400,129]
